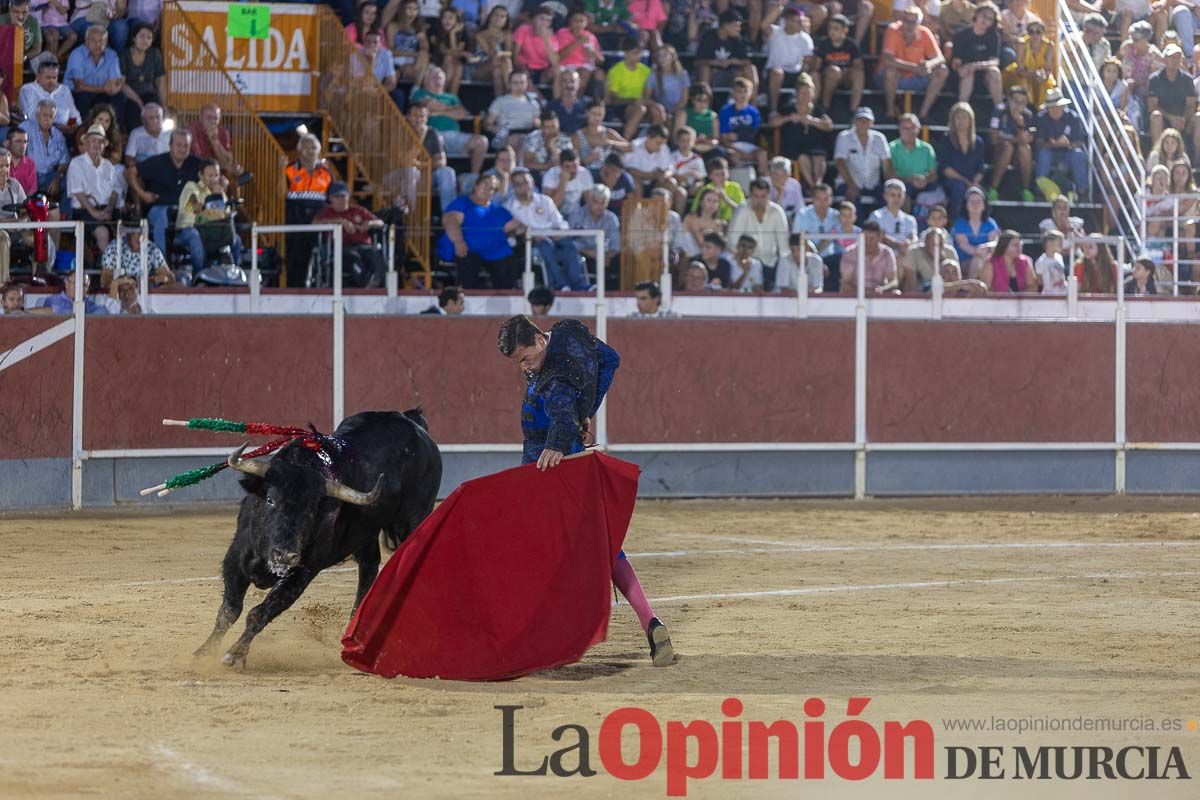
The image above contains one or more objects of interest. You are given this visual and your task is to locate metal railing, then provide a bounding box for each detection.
[314,5,431,281]
[1141,193,1200,296]
[162,1,289,256]
[1056,0,1144,252]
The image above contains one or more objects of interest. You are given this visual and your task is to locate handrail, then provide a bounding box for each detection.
[314,5,431,284]
[161,1,289,259]
[1055,0,1144,253]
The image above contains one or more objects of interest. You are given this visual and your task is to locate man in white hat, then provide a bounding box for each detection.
[1148,43,1200,159]
[1034,89,1088,202]
[833,106,893,210]
[66,123,119,255]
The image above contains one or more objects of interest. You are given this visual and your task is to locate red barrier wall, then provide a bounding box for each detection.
[1126,324,1200,442]
[867,321,1115,442]
[0,318,73,458]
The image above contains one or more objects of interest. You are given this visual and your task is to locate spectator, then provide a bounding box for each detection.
[64,25,125,119]
[646,44,688,124]
[74,103,124,171]
[125,102,168,165]
[1118,21,1161,109]
[568,185,621,275]
[630,279,679,317]
[728,177,789,287]
[691,156,745,221]
[889,113,938,205]
[1077,13,1111,74]
[1148,44,1200,161]
[136,129,201,255]
[439,174,524,289]
[420,285,466,314]
[118,22,163,132]
[938,101,986,218]
[33,0,75,63]
[69,0,132,52]
[1101,57,1140,133]
[388,0,430,84]
[526,286,556,315]
[522,110,574,173]
[405,101,462,213]
[346,1,379,44]
[987,85,1035,202]
[1038,193,1087,239]
[6,128,37,196]
[979,228,1036,292]
[728,234,764,292]
[176,159,240,277]
[834,106,892,210]
[869,179,919,268]
[696,11,756,93]
[607,38,653,140]
[1167,160,1199,264]
[1173,4,1200,57]
[1009,19,1055,108]
[951,3,1002,108]
[815,14,865,112]
[998,0,1040,48]
[791,182,841,270]
[776,233,826,293]
[483,145,517,204]
[312,182,387,288]
[1035,228,1067,295]
[842,0,877,46]
[907,226,958,291]
[951,185,999,272]
[625,123,685,209]
[597,152,636,213]
[281,132,333,286]
[506,167,591,291]
[99,224,172,288]
[697,231,734,287]
[66,124,119,255]
[878,7,947,120]
[0,148,27,282]
[473,6,515,97]
[411,66,489,179]
[486,69,541,152]
[719,76,767,177]
[671,126,706,191]
[575,98,631,174]
[427,7,470,94]
[1126,254,1158,296]
[1073,235,1117,294]
[771,74,833,191]
[188,104,243,178]
[1034,89,1088,202]
[767,156,804,220]
[680,186,726,257]
[680,258,710,291]
[548,70,590,136]
[1,282,28,314]
[939,0,978,35]
[630,0,669,50]
[512,7,559,86]
[542,147,594,215]
[354,28,402,106]
[38,266,111,314]
[555,9,604,94]
[1147,128,1189,172]
[841,220,898,294]
[762,6,814,112]
[674,82,720,157]
[0,0,42,71]
[19,60,82,130]
[938,258,989,296]
[584,0,633,37]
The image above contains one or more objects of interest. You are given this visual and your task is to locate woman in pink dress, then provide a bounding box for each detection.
[980,229,1039,293]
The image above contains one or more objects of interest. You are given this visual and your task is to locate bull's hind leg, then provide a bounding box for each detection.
[194,556,252,657]
[352,540,382,615]
[222,568,316,668]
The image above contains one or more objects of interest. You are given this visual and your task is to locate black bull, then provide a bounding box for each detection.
[194,409,442,668]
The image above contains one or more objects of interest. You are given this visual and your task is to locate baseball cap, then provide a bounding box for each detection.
[326,181,350,197]
[853,107,875,122]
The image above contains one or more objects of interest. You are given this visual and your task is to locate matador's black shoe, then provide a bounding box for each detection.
[647,617,674,667]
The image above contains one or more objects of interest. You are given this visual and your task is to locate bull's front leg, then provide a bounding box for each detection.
[222,567,316,668]
[194,557,253,657]
[352,541,382,615]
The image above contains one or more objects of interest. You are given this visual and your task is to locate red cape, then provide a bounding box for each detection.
[341,451,640,681]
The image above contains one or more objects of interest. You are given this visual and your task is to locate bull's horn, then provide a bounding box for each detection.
[227,442,270,477]
[325,474,384,506]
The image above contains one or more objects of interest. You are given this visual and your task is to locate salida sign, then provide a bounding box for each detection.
[166,1,317,112]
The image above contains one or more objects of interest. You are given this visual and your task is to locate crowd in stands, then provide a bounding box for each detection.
[3,0,1193,314]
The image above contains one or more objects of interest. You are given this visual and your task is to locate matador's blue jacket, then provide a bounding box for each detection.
[521,320,620,465]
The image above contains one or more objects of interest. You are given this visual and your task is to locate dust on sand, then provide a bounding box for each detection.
[1,496,1198,799]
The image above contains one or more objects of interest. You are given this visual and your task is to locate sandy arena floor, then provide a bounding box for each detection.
[2,497,1199,799]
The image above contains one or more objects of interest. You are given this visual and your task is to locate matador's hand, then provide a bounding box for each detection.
[537,449,564,471]
[581,418,595,446]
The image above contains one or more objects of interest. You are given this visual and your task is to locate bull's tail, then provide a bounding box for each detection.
[403,406,429,432]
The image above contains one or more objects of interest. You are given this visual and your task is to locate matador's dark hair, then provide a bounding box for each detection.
[497,315,543,356]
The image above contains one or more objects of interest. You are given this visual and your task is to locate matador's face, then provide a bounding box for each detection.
[510,334,548,377]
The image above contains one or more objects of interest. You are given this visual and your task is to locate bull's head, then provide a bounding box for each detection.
[227,443,384,576]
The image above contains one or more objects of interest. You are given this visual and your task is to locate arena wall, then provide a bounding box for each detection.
[2,315,1199,509]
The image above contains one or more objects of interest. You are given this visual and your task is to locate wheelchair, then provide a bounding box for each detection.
[304,221,388,288]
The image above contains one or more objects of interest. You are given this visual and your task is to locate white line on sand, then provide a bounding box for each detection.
[120,541,1200,587]
[649,570,1200,604]
[152,744,263,796]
